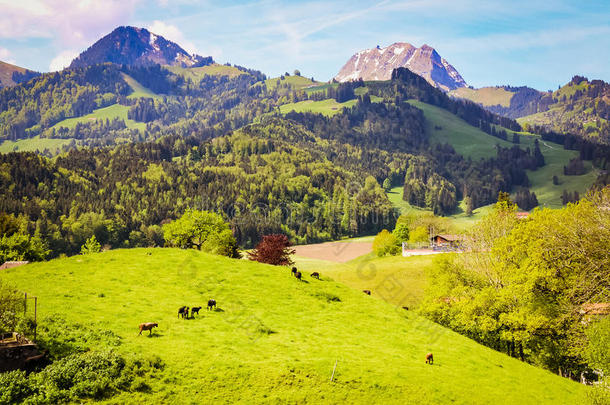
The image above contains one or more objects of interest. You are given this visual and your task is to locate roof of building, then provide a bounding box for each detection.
[580,303,610,315]
[432,234,464,242]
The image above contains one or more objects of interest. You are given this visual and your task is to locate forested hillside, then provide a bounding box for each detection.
[1,61,609,259]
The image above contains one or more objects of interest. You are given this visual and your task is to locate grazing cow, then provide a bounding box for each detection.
[291,267,298,275]
[207,299,216,310]
[191,306,202,317]
[178,306,189,318]
[363,290,371,295]
[311,272,320,279]
[295,271,302,281]
[402,306,409,311]
[139,323,158,336]
[425,353,434,365]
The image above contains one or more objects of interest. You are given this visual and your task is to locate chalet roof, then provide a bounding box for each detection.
[0,261,29,270]
[580,303,610,316]
[516,212,530,219]
[432,234,463,242]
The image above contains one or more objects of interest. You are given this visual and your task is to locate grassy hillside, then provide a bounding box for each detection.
[518,78,609,138]
[264,75,322,90]
[407,100,597,208]
[166,64,248,82]
[280,95,383,117]
[0,135,72,154]
[0,248,587,404]
[280,98,359,117]
[295,252,435,309]
[407,100,515,160]
[50,103,147,132]
[449,87,514,107]
[122,73,163,100]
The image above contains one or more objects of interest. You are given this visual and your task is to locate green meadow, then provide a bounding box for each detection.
[50,103,147,132]
[0,248,588,403]
[0,136,72,154]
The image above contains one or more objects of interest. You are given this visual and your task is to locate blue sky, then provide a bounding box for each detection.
[0,0,608,90]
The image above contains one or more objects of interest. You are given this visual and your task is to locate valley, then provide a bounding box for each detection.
[0,16,608,405]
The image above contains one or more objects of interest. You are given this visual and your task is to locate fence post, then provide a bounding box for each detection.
[24,292,27,315]
[34,297,37,341]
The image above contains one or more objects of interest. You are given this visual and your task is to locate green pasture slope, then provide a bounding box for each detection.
[47,73,159,133]
[0,135,71,154]
[294,253,434,310]
[406,100,597,209]
[1,248,587,404]
[264,75,322,90]
[166,64,248,83]
[50,104,146,133]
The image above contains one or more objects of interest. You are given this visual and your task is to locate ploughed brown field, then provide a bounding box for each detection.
[293,241,372,262]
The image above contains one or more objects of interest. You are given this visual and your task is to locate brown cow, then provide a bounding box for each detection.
[311,272,320,279]
[425,353,434,364]
[139,322,158,336]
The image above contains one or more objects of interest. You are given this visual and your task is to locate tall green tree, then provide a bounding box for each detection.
[163,209,240,258]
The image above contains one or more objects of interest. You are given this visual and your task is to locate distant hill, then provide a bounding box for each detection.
[449,77,610,143]
[449,86,549,119]
[69,26,214,69]
[518,76,610,142]
[335,43,467,91]
[0,60,40,88]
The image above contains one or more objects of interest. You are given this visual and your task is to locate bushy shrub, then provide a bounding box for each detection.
[36,315,121,360]
[0,370,32,405]
[0,351,164,404]
[372,230,400,257]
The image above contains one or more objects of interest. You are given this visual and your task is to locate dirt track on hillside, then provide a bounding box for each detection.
[293,241,372,263]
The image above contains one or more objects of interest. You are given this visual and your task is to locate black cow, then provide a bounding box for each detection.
[191,306,202,317]
[363,290,371,295]
[291,267,298,275]
[295,271,302,281]
[207,299,217,310]
[178,306,189,318]
[311,272,320,279]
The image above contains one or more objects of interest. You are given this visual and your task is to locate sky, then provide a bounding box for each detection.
[0,0,609,90]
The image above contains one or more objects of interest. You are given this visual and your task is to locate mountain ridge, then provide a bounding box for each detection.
[69,26,214,69]
[334,42,467,91]
[0,60,40,88]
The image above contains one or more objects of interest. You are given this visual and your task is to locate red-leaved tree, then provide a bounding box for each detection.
[248,234,295,266]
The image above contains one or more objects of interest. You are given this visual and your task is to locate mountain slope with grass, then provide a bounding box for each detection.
[0,248,588,404]
[518,76,610,142]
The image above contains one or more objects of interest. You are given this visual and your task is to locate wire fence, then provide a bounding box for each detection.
[0,291,38,342]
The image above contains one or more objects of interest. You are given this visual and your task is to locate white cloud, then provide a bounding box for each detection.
[49,49,79,72]
[0,0,140,46]
[147,20,212,56]
[0,46,16,64]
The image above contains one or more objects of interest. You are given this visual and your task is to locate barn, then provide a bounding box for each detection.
[430,234,463,250]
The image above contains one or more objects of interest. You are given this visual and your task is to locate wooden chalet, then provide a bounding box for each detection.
[430,234,463,249]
